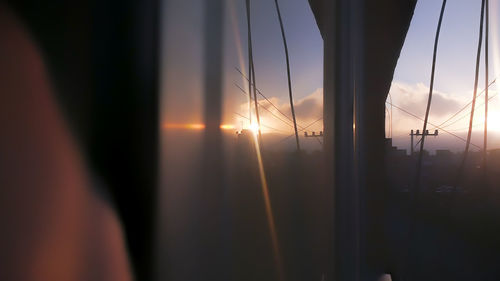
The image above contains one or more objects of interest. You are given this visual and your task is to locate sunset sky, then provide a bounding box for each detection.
[390,0,500,152]
[161,0,500,152]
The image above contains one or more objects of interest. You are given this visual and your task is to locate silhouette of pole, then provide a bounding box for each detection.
[484,0,489,171]
[456,0,485,188]
[410,130,414,155]
[273,0,300,151]
[410,129,438,155]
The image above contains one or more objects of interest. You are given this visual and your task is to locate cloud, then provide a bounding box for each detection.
[390,81,463,118]
[293,88,323,120]
[238,82,466,133]
[386,80,499,138]
[256,88,323,125]
[236,88,323,133]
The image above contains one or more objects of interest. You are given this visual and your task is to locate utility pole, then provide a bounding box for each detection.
[304,131,323,138]
[410,129,438,155]
[304,131,323,144]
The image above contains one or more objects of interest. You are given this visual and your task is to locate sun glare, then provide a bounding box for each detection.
[248,123,260,134]
[488,111,500,132]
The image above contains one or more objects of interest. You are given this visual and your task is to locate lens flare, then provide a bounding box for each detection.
[163,123,238,131]
[251,133,285,281]
[220,124,235,130]
[163,123,205,130]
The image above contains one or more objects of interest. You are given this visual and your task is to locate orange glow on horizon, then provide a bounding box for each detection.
[163,123,236,130]
[220,124,236,130]
[163,123,205,130]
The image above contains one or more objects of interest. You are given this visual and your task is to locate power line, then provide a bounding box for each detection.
[234,112,290,134]
[235,67,306,130]
[431,79,496,129]
[271,117,323,146]
[448,121,484,132]
[407,2,447,275]
[484,0,490,170]
[234,83,296,129]
[456,0,486,188]
[273,0,300,151]
[414,0,447,194]
[235,67,291,120]
[438,90,497,130]
[234,83,323,141]
[386,101,481,149]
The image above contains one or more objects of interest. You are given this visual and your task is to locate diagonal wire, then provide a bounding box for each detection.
[431,79,496,129]
[483,0,490,169]
[270,117,323,146]
[235,83,296,129]
[234,112,290,134]
[386,101,481,149]
[439,91,497,129]
[235,67,306,129]
[448,121,485,132]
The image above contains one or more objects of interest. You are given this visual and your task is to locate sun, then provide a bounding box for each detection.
[248,123,260,134]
